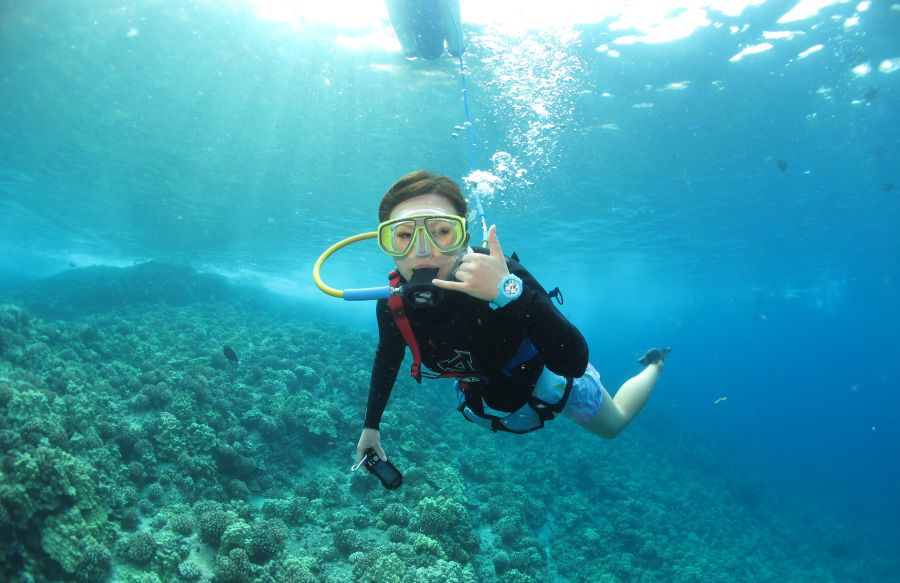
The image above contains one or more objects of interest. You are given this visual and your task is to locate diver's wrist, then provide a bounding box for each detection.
[489,273,523,309]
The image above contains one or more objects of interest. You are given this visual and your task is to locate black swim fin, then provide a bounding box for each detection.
[638,347,671,366]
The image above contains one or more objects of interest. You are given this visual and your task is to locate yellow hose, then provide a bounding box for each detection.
[312,232,377,298]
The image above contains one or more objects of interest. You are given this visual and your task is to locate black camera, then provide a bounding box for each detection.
[361,448,402,490]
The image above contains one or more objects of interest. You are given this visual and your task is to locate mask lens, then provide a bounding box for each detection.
[425,217,464,251]
[379,219,417,256]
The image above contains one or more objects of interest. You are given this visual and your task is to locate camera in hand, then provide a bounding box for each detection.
[362,448,403,490]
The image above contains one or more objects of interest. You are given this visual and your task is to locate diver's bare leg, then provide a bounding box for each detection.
[580,363,662,438]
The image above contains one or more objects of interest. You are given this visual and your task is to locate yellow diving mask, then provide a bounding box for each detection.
[377,211,468,257]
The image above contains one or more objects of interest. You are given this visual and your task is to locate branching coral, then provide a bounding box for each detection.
[409,495,479,559]
[380,502,411,527]
[120,531,157,566]
[196,503,234,548]
[272,555,318,583]
[333,527,362,555]
[249,518,288,563]
[349,551,406,583]
[212,548,255,583]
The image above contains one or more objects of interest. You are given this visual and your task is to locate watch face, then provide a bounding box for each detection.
[503,278,521,296]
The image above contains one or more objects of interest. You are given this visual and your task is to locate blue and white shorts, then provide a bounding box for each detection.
[533,363,605,423]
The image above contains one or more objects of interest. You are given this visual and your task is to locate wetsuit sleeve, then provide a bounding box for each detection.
[364,299,407,430]
[496,260,589,378]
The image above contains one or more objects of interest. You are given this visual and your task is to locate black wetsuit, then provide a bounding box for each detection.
[364,252,589,430]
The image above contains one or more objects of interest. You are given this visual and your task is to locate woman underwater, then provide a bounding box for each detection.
[355,170,670,467]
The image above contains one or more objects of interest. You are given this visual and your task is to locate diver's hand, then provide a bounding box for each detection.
[432,224,510,302]
[354,428,387,470]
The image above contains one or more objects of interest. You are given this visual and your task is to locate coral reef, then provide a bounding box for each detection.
[1,265,897,582]
[14,262,239,319]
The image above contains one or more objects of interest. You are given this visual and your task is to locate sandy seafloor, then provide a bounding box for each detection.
[1,262,897,583]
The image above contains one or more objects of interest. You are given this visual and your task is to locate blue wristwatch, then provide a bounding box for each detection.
[490,273,523,310]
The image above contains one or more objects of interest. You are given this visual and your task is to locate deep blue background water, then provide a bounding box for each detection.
[2,0,899,574]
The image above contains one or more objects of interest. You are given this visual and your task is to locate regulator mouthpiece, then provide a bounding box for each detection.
[404,267,442,307]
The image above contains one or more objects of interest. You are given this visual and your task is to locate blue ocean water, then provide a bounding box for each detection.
[2,1,899,581]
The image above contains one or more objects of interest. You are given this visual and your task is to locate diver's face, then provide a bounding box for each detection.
[389,194,466,281]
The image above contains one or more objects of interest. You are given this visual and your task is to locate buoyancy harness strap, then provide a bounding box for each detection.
[388,270,474,383]
[387,270,423,382]
[456,374,574,434]
[501,338,538,377]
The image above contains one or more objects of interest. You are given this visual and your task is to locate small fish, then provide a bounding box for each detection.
[884,182,895,193]
[777,160,788,172]
[223,346,239,366]
[864,87,879,101]
[714,396,728,404]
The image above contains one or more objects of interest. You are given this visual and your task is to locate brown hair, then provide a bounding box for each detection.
[378,170,468,222]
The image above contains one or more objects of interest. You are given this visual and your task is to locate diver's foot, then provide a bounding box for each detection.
[638,347,671,366]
